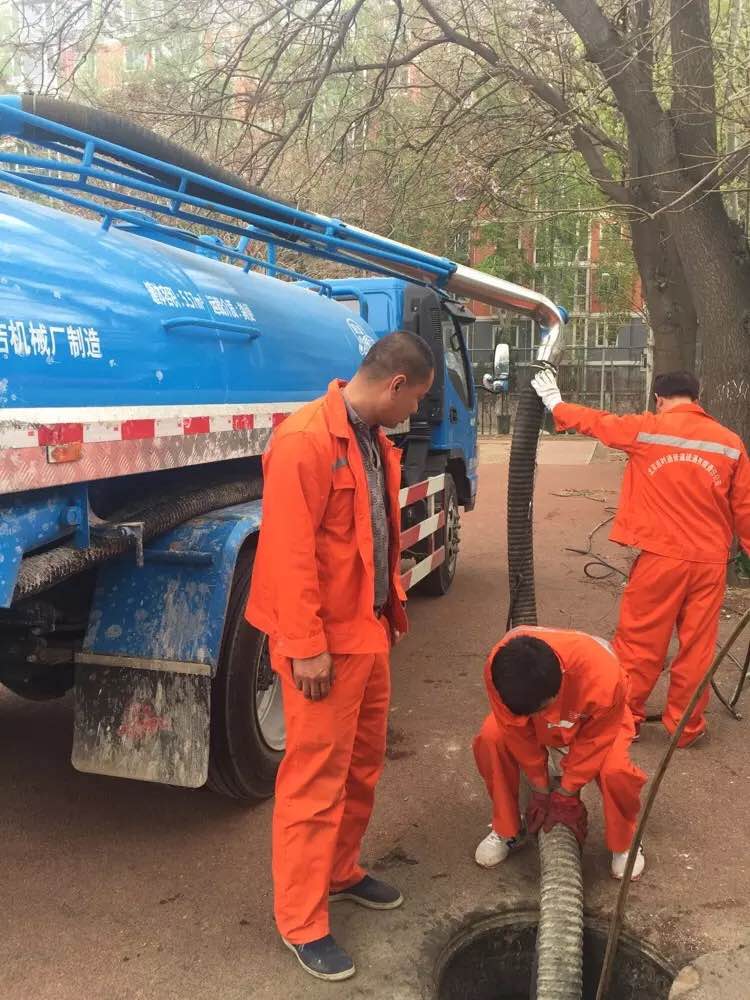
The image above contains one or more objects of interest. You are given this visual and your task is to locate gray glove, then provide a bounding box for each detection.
[531,369,562,411]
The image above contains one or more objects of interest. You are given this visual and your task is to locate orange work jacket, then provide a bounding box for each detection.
[553,401,750,563]
[245,380,408,659]
[485,627,631,794]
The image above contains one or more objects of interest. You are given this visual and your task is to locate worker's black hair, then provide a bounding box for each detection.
[360,330,435,384]
[653,371,700,401]
[490,636,562,716]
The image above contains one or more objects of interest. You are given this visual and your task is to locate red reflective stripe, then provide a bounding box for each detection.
[37,423,84,446]
[232,414,255,431]
[121,419,156,440]
[273,412,289,427]
[401,481,430,505]
[400,547,445,590]
[399,523,422,550]
[399,510,445,550]
[183,416,210,435]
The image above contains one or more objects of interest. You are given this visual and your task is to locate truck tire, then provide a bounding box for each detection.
[0,663,74,701]
[418,473,460,596]
[208,549,285,801]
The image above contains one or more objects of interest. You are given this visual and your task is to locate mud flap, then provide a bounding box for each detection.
[72,665,210,788]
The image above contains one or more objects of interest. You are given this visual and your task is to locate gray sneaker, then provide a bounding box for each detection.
[282,934,356,981]
[329,875,403,909]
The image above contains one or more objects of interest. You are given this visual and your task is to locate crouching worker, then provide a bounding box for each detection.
[473,627,647,880]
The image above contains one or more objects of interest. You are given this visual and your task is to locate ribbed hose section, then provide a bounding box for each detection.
[507,385,545,626]
[12,476,263,602]
[533,827,585,999]
[507,381,584,1000]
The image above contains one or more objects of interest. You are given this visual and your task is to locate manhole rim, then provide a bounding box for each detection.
[433,908,678,993]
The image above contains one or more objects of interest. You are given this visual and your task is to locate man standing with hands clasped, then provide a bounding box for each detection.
[246,331,435,982]
[531,367,750,747]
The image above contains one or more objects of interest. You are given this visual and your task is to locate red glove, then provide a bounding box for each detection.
[524,790,550,835]
[543,791,588,845]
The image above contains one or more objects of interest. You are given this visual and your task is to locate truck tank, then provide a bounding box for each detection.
[0,194,376,491]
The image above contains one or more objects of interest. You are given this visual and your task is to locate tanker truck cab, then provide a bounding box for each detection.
[323,278,477,501]
[319,278,478,598]
[0,96,561,804]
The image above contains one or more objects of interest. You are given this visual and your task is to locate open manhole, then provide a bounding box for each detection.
[436,912,675,1000]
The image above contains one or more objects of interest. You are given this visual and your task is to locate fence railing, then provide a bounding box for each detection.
[474,348,648,435]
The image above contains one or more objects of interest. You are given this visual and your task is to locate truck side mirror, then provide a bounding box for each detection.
[482,343,511,394]
[493,342,510,380]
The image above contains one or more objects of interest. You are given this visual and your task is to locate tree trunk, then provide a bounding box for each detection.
[626,147,697,379]
[628,212,697,374]
[552,0,750,444]
[665,198,750,445]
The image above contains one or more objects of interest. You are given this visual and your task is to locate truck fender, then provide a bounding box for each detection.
[71,501,262,788]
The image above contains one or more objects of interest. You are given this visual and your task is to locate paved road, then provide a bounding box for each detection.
[2,439,748,1000]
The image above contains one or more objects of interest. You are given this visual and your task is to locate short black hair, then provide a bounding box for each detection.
[490,636,562,716]
[360,330,434,384]
[653,371,700,401]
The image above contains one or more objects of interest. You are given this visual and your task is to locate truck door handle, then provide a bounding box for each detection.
[162,317,261,339]
[449,407,458,423]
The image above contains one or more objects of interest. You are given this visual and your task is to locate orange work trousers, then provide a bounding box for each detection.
[270,630,390,944]
[473,713,645,853]
[613,552,726,747]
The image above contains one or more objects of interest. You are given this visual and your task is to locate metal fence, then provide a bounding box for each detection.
[475,347,648,435]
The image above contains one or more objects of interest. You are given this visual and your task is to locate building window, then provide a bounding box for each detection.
[124,46,148,72]
[569,318,586,347]
[512,319,532,352]
[594,320,619,348]
[573,266,588,313]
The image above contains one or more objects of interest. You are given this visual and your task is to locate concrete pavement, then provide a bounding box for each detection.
[2,438,748,1000]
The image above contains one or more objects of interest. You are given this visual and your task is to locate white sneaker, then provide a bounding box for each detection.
[611,844,645,880]
[475,828,525,868]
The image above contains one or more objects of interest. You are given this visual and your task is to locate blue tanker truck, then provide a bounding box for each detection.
[0,96,564,801]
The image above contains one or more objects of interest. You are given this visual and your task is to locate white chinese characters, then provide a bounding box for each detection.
[0,319,104,360]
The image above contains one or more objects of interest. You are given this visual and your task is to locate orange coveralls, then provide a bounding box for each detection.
[553,402,750,745]
[473,627,646,852]
[246,380,408,944]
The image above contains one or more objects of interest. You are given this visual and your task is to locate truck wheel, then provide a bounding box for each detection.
[208,549,285,801]
[0,663,74,701]
[419,473,460,596]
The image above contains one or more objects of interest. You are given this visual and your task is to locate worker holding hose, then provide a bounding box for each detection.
[531,369,750,748]
[473,627,647,879]
[246,332,434,983]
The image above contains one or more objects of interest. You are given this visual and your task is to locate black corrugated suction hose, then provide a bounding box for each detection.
[12,476,263,603]
[507,382,584,1000]
[507,385,545,627]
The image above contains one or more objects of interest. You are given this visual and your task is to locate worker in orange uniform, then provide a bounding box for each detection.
[246,331,435,982]
[531,369,750,747]
[473,627,647,880]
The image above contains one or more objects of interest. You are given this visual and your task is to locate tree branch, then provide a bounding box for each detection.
[669,0,718,182]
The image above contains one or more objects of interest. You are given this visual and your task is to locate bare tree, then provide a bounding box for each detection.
[2,0,749,438]
[174,0,749,438]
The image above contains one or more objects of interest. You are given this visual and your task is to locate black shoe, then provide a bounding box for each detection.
[329,875,403,910]
[282,935,355,981]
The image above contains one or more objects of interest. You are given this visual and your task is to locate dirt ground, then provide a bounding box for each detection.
[1,436,748,1000]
